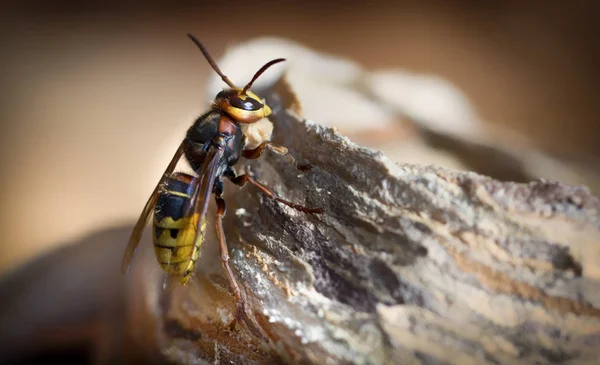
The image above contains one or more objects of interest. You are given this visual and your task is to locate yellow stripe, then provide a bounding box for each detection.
[154,216,189,229]
[164,190,190,198]
[152,208,205,279]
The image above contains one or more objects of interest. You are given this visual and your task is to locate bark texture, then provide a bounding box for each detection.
[129,76,600,365]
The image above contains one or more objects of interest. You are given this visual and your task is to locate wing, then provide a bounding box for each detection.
[121,142,185,274]
[168,144,224,275]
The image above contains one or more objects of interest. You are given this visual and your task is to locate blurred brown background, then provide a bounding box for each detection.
[0,0,599,277]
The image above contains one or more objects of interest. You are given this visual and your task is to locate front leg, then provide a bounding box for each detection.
[243,142,312,171]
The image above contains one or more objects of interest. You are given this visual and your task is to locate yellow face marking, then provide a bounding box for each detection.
[215,89,272,124]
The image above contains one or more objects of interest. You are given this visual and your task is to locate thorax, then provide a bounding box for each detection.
[184,110,244,173]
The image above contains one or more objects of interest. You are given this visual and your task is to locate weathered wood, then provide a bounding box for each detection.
[136,74,600,365]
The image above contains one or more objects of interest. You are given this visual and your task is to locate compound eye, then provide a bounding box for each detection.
[230,96,263,111]
[216,90,228,99]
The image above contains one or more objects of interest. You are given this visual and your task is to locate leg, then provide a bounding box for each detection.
[214,195,245,324]
[243,142,312,171]
[214,195,265,338]
[229,173,323,214]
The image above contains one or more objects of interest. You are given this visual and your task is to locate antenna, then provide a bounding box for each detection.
[241,58,286,95]
[187,33,237,89]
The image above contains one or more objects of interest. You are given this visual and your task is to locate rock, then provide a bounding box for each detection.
[2,37,598,365]
[141,70,600,364]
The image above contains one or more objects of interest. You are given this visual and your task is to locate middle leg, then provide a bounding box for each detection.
[214,195,244,324]
[214,193,265,338]
[228,172,323,214]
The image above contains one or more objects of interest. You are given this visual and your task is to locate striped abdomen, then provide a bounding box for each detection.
[153,173,205,285]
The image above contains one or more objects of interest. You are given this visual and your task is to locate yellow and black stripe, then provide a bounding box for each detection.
[152,173,205,284]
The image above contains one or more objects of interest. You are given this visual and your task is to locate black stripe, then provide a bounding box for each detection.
[163,177,194,196]
[154,227,164,240]
[158,258,197,266]
[154,195,189,222]
[159,259,189,265]
[154,243,195,249]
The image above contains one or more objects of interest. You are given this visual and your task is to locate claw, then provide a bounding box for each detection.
[226,301,266,339]
[297,163,312,171]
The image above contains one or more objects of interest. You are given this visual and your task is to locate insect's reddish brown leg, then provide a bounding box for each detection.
[243,142,312,171]
[215,196,246,326]
[215,195,267,339]
[229,174,323,214]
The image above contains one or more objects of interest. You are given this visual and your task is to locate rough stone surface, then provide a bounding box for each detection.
[142,76,600,365]
[3,37,598,365]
